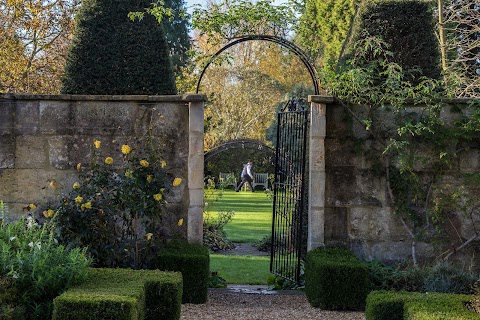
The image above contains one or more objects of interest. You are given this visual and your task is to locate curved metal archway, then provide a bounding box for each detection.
[196,35,320,95]
[204,138,275,163]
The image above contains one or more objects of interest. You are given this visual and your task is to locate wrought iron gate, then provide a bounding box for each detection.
[270,98,309,283]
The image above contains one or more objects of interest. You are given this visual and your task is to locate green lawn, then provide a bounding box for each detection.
[210,254,270,285]
[206,189,273,243]
[205,189,273,284]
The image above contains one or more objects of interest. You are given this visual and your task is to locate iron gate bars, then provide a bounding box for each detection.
[270,98,309,283]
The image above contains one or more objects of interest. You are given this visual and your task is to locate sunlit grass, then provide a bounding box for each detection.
[205,189,273,284]
[210,254,270,285]
[205,189,273,243]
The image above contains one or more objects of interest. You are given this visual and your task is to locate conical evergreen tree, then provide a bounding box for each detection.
[61,0,177,95]
[342,0,441,82]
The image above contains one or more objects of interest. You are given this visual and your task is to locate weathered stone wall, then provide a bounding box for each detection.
[0,94,205,239]
[322,98,480,264]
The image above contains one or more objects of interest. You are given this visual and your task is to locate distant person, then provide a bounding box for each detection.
[236,160,254,192]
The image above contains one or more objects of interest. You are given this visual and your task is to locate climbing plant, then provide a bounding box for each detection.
[322,34,480,266]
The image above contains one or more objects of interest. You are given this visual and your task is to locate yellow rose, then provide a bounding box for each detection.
[75,196,83,204]
[153,193,162,201]
[140,159,149,167]
[177,218,184,226]
[173,177,182,187]
[49,180,57,188]
[28,203,37,210]
[73,182,80,190]
[121,144,131,155]
[43,209,54,218]
[76,163,82,171]
[125,171,133,178]
[146,233,153,241]
[161,160,166,168]
[147,175,153,183]
[93,140,101,149]
[81,201,92,210]
[105,157,113,165]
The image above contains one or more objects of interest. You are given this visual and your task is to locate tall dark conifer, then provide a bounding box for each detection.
[61,0,177,95]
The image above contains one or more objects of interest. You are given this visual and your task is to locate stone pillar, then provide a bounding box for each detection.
[187,101,205,244]
[307,96,333,251]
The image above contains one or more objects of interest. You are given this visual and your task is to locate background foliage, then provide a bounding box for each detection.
[0,0,78,93]
[298,0,356,63]
[205,148,275,182]
[187,0,314,152]
[441,0,480,97]
[192,0,297,43]
[162,0,191,77]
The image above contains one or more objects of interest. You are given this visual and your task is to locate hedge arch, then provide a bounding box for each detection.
[196,35,320,95]
[204,139,275,163]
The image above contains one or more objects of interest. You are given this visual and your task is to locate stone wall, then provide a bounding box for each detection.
[321,98,480,264]
[0,94,206,242]
[3,93,478,261]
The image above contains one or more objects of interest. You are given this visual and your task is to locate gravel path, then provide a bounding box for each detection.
[181,291,366,320]
[217,243,269,256]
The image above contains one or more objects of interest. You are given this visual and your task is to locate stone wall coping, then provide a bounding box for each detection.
[308,95,335,104]
[308,95,479,105]
[0,93,207,103]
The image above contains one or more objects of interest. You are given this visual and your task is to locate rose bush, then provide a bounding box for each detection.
[43,138,184,269]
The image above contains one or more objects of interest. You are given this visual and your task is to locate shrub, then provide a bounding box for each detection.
[48,138,185,269]
[156,242,210,304]
[53,268,183,320]
[305,247,368,310]
[404,295,480,320]
[365,291,407,320]
[423,263,478,294]
[203,226,235,251]
[0,202,91,320]
[203,186,235,251]
[209,271,227,288]
[268,273,305,290]
[253,234,272,252]
[61,0,176,94]
[367,260,426,292]
[366,290,479,320]
[367,260,479,294]
[0,276,25,320]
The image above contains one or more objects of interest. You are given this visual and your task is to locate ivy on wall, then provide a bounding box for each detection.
[322,34,480,266]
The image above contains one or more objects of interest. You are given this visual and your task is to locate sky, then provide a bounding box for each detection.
[184,0,205,14]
